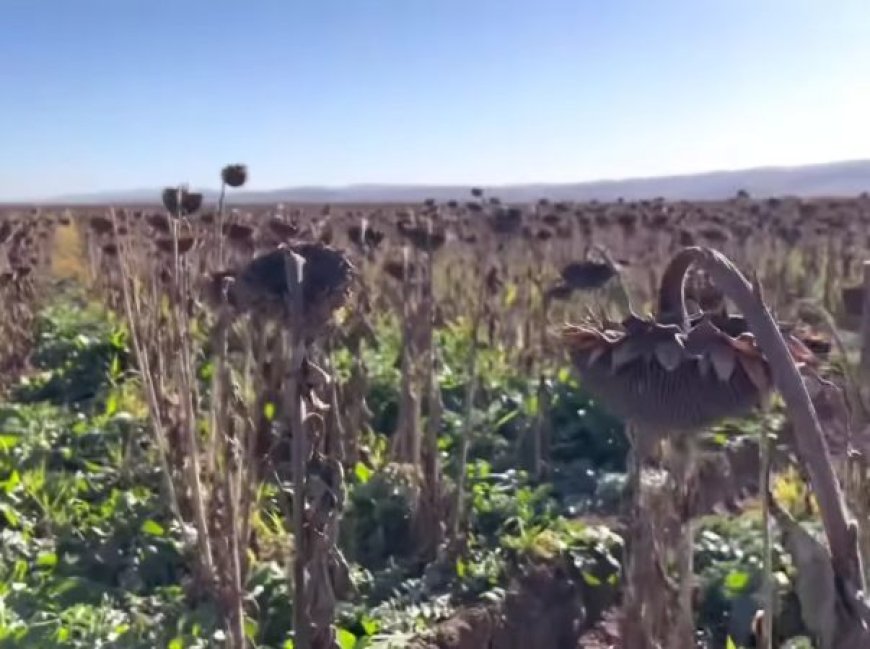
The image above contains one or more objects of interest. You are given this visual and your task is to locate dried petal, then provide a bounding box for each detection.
[562,325,607,351]
[684,317,723,355]
[696,356,710,378]
[731,332,762,357]
[738,354,771,398]
[587,344,609,368]
[611,336,646,371]
[654,339,684,372]
[785,334,817,366]
[709,345,737,382]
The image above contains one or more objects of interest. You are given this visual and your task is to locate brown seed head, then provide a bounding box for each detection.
[221,164,248,188]
[207,243,355,339]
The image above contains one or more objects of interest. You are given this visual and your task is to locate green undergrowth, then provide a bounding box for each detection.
[0,288,212,648]
[0,288,814,648]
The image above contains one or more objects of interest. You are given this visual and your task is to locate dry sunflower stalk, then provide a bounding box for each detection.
[563,246,870,649]
[561,246,832,649]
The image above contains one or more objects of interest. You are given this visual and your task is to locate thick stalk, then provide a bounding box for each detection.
[282,252,311,649]
[860,261,870,381]
[760,415,773,649]
[217,181,227,268]
[288,361,309,649]
[226,457,246,649]
[108,209,185,535]
[170,215,215,578]
[688,246,864,589]
[395,245,421,465]
[668,436,696,649]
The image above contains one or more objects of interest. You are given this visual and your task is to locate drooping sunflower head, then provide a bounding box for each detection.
[562,248,820,433]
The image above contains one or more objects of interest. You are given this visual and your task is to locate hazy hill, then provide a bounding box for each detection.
[49,159,870,205]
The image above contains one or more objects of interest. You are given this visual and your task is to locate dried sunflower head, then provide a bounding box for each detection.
[559,260,616,290]
[181,191,203,215]
[147,213,171,232]
[347,222,385,250]
[221,164,248,188]
[488,206,523,235]
[545,283,575,301]
[162,187,180,214]
[563,314,772,433]
[268,218,299,240]
[205,243,355,340]
[88,216,113,236]
[223,222,254,244]
[156,237,197,255]
[396,220,445,252]
[162,186,202,216]
[562,249,817,433]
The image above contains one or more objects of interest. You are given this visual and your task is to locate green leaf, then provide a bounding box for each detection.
[359,615,379,636]
[354,462,372,483]
[168,639,184,649]
[582,571,602,586]
[724,569,751,594]
[108,623,130,642]
[199,361,214,381]
[110,329,126,350]
[456,559,467,578]
[263,401,276,421]
[493,409,519,431]
[2,469,21,493]
[110,354,122,379]
[141,519,166,537]
[336,628,357,649]
[725,636,738,649]
[283,640,295,649]
[105,392,119,417]
[244,618,258,641]
[36,552,58,568]
[0,503,20,528]
[525,393,539,416]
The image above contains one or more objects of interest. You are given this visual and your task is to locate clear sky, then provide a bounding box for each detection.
[2,0,869,200]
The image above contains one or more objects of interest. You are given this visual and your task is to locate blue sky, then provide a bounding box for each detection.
[2,0,869,200]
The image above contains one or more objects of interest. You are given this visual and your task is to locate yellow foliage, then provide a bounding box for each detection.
[50,221,89,282]
[773,466,816,518]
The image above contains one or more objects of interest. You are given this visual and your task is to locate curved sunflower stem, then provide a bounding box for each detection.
[686,246,870,647]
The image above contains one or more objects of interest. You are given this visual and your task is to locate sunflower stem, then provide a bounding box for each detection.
[760,415,774,649]
[690,246,870,646]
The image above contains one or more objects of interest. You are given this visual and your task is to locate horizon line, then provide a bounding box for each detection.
[3,156,869,204]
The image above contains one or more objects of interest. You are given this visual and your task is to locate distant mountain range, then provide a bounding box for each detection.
[45,159,870,205]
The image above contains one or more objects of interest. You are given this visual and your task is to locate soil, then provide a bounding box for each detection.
[410,562,622,649]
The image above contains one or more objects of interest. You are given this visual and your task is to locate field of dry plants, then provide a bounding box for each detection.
[1,166,870,649]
